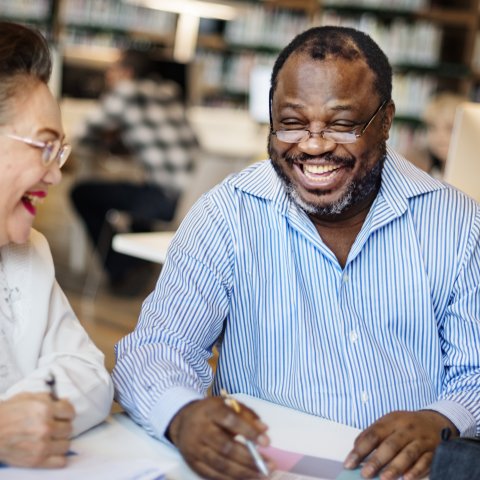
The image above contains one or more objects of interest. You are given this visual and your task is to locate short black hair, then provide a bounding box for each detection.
[270,26,392,122]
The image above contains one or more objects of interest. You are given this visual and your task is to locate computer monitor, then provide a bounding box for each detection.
[444,101,480,203]
[249,64,272,124]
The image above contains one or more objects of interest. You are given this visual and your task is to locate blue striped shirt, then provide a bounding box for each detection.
[113,148,480,440]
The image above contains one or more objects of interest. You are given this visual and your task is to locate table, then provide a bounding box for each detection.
[72,394,361,480]
[112,231,175,264]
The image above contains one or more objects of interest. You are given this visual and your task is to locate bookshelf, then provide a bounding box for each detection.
[1,0,479,151]
[315,0,480,152]
[195,1,479,108]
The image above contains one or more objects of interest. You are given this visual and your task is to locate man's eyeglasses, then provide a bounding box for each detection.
[3,132,71,168]
[271,100,388,145]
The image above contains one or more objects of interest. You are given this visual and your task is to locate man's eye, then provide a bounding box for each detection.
[280,122,304,129]
[328,123,355,132]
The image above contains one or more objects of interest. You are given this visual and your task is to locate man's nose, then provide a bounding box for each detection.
[297,132,337,155]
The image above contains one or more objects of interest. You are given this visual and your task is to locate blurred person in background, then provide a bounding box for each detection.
[0,21,113,468]
[405,91,467,178]
[70,49,199,296]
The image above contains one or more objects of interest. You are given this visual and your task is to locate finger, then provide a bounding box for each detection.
[52,400,75,420]
[345,425,386,469]
[375,440,425,480]
[49,439,72,456]
[191,444,263,480]
[37,454,69,469]
[190,459,229,480]
[215,404,269,443]
[204,426,255,467]
[402,451,434,480]
[360,431,411,478]
[51,419,73,439]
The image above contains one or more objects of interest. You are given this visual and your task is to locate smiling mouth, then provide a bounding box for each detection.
[21,193,45,215]
[302,163,342,180]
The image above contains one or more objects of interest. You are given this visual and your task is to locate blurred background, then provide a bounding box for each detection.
[2,0,479,371]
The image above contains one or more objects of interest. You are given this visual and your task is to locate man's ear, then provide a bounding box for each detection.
[382,100,396,140]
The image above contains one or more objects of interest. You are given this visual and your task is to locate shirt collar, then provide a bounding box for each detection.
[379,146,446,215]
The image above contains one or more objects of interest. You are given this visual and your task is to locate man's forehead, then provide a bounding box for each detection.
[275,54,375,99]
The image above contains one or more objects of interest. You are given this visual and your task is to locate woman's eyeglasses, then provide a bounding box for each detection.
[2,132,71,168]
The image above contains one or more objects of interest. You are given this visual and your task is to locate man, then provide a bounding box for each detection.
[113,27,480,480]
[70,49,198,295]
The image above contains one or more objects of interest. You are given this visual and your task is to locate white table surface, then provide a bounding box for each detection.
[69,394,361,480]
[112,231,175,264]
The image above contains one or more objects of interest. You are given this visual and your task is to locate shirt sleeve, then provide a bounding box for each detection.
[424,205,480,437]
[1,232,114,437]
[113,190,235,440]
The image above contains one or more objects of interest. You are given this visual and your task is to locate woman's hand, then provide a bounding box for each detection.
[0,392,75,468]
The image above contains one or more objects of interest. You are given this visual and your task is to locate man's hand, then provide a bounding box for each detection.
[344,410,459,480]
[0,392,75,468]
[167,397,272,479]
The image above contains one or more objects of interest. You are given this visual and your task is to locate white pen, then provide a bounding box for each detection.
[220,389,270,476]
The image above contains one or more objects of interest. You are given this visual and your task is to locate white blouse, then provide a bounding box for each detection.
[0,257,22,392]
[0,230,113,436]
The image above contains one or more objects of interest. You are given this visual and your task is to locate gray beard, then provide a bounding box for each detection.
[269,147,386,218]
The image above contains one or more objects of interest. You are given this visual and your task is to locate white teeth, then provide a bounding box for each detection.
[303,164,338,175]
[24,195,44,206]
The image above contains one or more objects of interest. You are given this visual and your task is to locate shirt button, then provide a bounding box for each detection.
[342,273,350,283]
[361,391,369,404]
[349,330,358,343]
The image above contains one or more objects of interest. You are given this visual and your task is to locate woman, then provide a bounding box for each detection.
[404,91,467,178]
[0,22,113,467]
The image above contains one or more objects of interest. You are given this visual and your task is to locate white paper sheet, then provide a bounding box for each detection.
[0,456,172,480]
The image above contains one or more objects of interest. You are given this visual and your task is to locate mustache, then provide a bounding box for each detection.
[284,151,355,168]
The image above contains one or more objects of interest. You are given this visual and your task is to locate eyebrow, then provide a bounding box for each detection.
[278,101,356,113]
[37,127,65,140]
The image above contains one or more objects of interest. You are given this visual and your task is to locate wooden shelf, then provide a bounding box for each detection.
[416,7,478,27]
[197,34,227,51]
[62,45,120,67]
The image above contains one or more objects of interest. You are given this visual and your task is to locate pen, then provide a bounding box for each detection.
[45,373,59,401]
[220,389,270,476]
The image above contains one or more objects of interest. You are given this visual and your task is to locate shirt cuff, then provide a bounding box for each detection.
[147,386,204,442]
[423,399,477,437]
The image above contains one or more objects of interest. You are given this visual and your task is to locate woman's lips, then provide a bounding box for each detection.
[21,191,47,216]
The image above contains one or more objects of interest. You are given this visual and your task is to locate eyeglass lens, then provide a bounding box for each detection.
[42,140,70,167]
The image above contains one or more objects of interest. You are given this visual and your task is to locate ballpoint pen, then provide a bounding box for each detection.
[220,389,270,477]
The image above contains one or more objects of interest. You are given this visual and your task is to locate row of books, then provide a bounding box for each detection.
[196,50,276,94]
[323,0,428,10]
[0,0,50,19]
[393,73,437,116]
[61,0,176,35]
[321,12,442,65]
[223,6,441,67]
[388,122,424,153]
[60,30,147,50]
[225,5,312,49]
[196,47,436,116]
